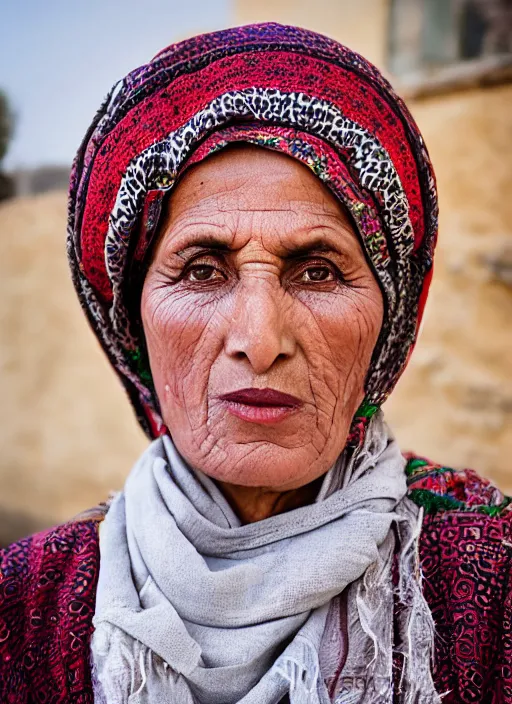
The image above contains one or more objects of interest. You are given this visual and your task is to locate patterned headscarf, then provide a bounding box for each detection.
[67,23,438,440]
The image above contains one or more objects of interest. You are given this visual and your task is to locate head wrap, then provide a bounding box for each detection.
[67,23,438,440]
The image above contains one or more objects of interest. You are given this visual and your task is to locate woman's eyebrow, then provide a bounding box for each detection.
[173,234,352,259]
[282,242,334,258]
[175,236,233,256]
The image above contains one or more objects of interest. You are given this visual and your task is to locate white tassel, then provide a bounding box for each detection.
[273,644,322,704]
[335,692,364,704]
[131,648,148,696]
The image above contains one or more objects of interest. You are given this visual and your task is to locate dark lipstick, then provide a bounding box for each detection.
[218,387,303,424]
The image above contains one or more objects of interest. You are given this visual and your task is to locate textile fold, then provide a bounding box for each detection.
[91,412,439,703]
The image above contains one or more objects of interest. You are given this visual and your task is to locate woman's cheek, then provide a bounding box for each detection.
[299,291,381,407]
[144,287,222,414]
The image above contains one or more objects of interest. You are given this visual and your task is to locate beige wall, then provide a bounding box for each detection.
[0,193,146,544]
[386,84,512,489]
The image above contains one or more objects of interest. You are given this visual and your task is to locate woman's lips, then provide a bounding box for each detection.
[218,388,303,425]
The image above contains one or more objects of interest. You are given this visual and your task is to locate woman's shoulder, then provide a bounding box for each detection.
[405,453,512,519]
[404,453,512,575]
[0,505,107,702]
[404,455,512,701]
[405,452,512,578]
[0,503,107,585]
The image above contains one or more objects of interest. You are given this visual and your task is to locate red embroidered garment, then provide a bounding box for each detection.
[1,459,511,703]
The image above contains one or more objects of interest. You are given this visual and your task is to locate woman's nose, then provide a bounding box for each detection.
[224,282,296,374]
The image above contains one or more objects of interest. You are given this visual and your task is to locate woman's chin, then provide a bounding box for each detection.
[199,441,332,490]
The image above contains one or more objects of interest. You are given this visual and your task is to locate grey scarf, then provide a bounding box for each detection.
[90,413,440,703]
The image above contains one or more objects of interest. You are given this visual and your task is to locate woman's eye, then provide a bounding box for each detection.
[299,266,334,283]
[186,265,222,282]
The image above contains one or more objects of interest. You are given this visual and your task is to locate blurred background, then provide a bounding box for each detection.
[0,0,511,546]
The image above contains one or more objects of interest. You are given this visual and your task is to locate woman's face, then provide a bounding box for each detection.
[141,145,383,491]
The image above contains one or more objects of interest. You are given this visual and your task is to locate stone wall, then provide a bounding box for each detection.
[0,193,146,545]
[385,84,512,490]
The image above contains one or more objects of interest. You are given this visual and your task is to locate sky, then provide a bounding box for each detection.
[1,0,231,168]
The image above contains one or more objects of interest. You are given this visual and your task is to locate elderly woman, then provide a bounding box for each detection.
[1,23,511,704]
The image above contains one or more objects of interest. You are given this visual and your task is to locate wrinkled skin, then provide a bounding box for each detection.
[141,145,383,522]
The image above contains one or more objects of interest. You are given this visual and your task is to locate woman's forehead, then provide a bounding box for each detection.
[172,144,342,210]
[157,195,357,261]
[157,217,361,263]
[158,145,355,247]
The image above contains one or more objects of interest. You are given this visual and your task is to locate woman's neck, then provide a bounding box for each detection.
[216,476,325,524]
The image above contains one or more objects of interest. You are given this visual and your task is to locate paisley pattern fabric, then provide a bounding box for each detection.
[404,458,512,702]
[67,22,438,438]
[1,462,511,703]
[0,512,105,703]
